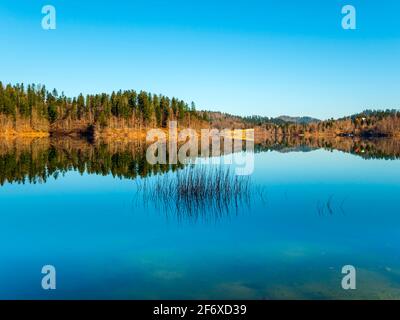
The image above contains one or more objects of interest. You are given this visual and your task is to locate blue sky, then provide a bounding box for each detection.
[0,0,399,119]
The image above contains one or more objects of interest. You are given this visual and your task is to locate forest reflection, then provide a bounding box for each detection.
[1,136,400,186]
[255,136,400,160]
[0,137,177,185]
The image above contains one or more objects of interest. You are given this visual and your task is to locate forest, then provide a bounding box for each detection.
[1,81,400,138]
[271,110,400,138]
[0,82,207,136]
[205,109,400,138]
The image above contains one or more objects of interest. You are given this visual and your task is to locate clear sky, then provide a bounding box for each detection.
[0,0,399,119]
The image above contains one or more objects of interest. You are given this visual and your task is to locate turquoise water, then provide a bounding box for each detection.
[1,143,400,299]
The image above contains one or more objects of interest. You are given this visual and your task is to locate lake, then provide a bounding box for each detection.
[0,137,399,299]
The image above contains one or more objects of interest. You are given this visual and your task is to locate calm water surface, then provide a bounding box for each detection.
[0,138,399,299]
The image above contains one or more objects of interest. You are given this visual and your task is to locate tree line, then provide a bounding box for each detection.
[0,82,205,131]
[1,81,399,138]
[244,109,400,138]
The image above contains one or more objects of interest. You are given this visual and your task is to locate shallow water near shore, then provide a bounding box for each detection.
[0,137,400,299]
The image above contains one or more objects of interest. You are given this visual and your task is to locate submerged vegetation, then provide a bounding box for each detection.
[136,165,252,220]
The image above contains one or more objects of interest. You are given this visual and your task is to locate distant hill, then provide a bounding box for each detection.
[204,111,320,128]
[276,115,320,124]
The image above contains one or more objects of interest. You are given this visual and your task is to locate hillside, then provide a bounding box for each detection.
[276,115,320,124]
[1,82,399,138]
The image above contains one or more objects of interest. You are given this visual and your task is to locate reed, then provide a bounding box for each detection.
[136,165,252,220]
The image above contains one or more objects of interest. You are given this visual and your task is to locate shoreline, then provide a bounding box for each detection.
[1,129,399,142]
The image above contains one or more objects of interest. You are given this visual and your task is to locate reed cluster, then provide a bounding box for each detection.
[136,165,251,220]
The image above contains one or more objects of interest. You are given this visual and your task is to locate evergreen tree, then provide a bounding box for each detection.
[0,82,204,129]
